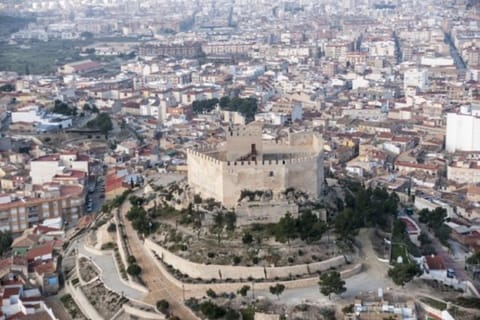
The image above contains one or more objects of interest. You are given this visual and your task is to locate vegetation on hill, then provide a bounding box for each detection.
[86,112,113,136]
[334,183,399,239]
[192,96,258,121]
[388,262,421,286]
[0,231,13,256]
[418,207,451,246]
[274,211,328,244]
[52,99,77,116]
[466,251,480,265]
[318,271,347,299]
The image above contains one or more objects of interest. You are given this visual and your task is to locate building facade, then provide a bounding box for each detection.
[0,186,84,234]
[446,107,480,153]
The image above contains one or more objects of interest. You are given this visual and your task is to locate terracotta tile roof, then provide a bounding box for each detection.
[32,155,59,162]
[59,184,84,197]
[26,243,54,261]
[3,286,21,299]
[32,225,60,235]
[34,262,56,275]
[0,258,12,270]
[105,175,128,193]
[425,255,447,270]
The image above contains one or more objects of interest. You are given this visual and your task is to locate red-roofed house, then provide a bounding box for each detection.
[26,244,53,263]
[105,174,129,200]
[421,255,455,284]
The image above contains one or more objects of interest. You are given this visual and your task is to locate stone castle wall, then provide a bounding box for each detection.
[187,132,325,207]
[187,149,224,202]
[221,155,322,206]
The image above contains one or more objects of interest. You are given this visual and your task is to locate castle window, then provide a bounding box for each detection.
[269,171,274,177]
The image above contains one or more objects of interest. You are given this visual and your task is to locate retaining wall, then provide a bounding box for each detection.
[145,239,345,281]
[145,245,361,298]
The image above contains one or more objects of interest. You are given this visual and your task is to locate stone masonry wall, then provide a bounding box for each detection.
[144,239,345,281]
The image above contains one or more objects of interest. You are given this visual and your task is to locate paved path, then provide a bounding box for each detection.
[46,296,72,320]
[258,229,396,305]
[72,237,146,301]
[119,199,198,320]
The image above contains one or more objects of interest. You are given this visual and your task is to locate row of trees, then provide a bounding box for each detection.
[53,99,77,116]
[334,185,399,239]
[210,211,236,244]
[418,207,451,246]
[191,96,258,121]
[125,197,158,236]
[274,211,328,244]
[86,112,113,136]
[82,103,99,113]
[220,96,257,121]
[192,98,219,114]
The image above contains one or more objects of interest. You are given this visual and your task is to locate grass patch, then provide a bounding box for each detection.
[0,39,93,74]
[455,296,480,309]
[420,297,447,310]
[60,294,85,319]
[390,219,420,263]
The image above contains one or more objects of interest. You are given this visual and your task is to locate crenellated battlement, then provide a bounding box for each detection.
[187,148,223,166]
[187,127,325,207]
[223,154,319,168]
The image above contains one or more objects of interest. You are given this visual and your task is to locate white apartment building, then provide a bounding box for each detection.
[446,105,480,153]
[403,68,429,91]
[30,154,89,185]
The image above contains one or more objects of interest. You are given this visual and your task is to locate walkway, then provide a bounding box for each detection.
[119,199,198,320]
[260,229,396,305]
[72,236,146,301]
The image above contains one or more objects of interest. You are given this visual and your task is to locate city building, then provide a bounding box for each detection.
[446,105,480,153]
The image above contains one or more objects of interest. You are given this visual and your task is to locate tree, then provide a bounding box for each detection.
[210,212,225,244]
[275,213,297,244]
[269,283,285,300]
[237,285,250,297]
[156,299,169,313]
[0,84,14,92]
[127,255,137,264]
[242,232,253,245]
[334,208,359,239]
[200,301,226,319]
[318,271,346,299]
[297,210,327,243]
[418,232,431,245]
[86,112,113,137]
[225,309,240,320]
[0,231,13,255]
[387,263,421,286]
[107,223,116,233]
[467,251,480,265]
[53,99,76,116]
[225,211,236,232]
[127,263,142,276]
[206,288,217,298]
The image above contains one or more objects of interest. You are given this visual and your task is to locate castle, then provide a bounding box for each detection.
[187,122,325,207]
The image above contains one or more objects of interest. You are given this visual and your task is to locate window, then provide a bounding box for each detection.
[269,171,274,177]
